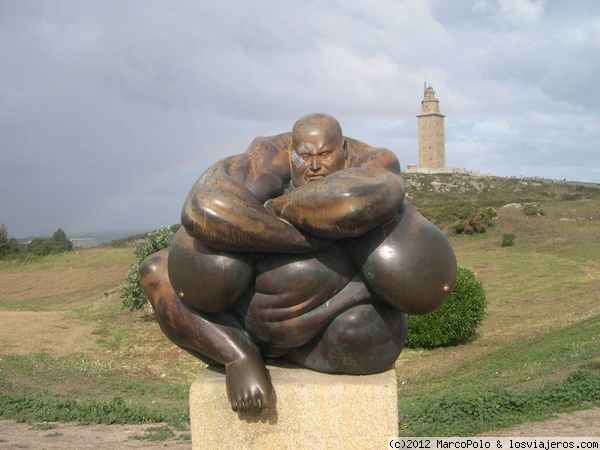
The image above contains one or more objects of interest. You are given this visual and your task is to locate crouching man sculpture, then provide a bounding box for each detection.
[140,113,456,413]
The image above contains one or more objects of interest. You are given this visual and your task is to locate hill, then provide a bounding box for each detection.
[0,173,598,441]
[404,172,600,222]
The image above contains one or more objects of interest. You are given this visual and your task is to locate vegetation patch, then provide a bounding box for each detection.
[0,393,188,427]
[0,226,73,259]
[522,203,544,217]
[119,226,178,310]
[501,233,516,247]
[420,203,497,234]
[454,207,497,234]
[407,268,486,349]
[400,368,600,436]
[399,315,600,435]
[130,425,178,441]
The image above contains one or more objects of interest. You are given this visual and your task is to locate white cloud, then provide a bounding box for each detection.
[499,0,545,26]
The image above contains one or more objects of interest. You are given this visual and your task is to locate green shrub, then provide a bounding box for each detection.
[27,237,53,256]
[433,203,479,223]
[522,203,544,216]
[501,233,516,247]
[406,267,486,349]
[120,265,148,311]
[455,207,497,234]
[421,204,497,234]
[560,193,579,201]
[119,226,176,311]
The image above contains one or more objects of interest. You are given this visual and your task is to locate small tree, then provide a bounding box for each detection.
[27,237,52,256]
[6,237,20,256]
[0,224,10,258]
[0,224,20,258]
[50,228,73,253]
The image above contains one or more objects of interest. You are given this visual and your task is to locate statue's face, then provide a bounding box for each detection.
[290,131,346,187]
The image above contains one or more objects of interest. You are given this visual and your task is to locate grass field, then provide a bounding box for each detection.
[1,174,599,437]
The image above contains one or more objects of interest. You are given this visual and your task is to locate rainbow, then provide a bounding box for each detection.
[71,151,213,233]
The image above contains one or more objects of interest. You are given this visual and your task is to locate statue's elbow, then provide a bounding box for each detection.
[180,200,192,228]
[180,198,203,237]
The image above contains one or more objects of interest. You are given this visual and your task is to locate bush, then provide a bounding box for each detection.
[431,204,479,224]
[522,203,544,216]
[27,237,53,256]
[501,233,516,247]
[455,207,497,234]
[119,226,176,311]
[120,265,148,311]
[560,193,579,201]
[132,227,176,261]
[406,267,486,349]
[420,204,497,234]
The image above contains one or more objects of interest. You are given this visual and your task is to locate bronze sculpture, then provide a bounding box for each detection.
[140,113,457,413]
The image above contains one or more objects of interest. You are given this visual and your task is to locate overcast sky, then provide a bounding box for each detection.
[1,0,599,237]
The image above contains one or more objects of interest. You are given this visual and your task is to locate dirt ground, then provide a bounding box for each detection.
[0,421,191,449]
[1,408,598,448]
[0,311,97,356]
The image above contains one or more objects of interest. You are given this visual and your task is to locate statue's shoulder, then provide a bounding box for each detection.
[245,132,292,179]
[345,137,400,174]
[246,133,291,155]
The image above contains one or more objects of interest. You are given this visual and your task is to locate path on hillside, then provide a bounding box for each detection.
[1,409,598,448]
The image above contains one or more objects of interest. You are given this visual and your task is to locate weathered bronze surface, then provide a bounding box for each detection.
[140,113,457,412]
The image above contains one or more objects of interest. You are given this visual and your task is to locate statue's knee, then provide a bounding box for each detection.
[139,249,169,292]
[167,227,255,313]
[327,304,405,347]
[317,304,407,374]
[327,308,367,345]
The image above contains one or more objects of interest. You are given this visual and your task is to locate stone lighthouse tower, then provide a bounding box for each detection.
[417,83,445,170]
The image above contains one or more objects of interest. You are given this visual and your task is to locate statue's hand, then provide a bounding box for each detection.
[264,198,331,250]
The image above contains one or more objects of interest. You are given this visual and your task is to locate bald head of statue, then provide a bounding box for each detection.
[290,113,348,187]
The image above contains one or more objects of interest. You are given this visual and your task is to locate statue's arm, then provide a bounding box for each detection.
[267,148,405,239]
[181,136,324,253]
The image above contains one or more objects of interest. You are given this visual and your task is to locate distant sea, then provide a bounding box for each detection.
[16,229,148,245]
[72,229,148,244]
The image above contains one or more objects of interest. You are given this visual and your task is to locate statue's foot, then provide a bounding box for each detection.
[225,356,274,412]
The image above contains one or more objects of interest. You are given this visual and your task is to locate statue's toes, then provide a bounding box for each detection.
[228,388,270,412]
[239,387,269,412]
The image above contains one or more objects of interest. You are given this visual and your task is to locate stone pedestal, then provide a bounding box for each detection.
[189,364,398,450]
